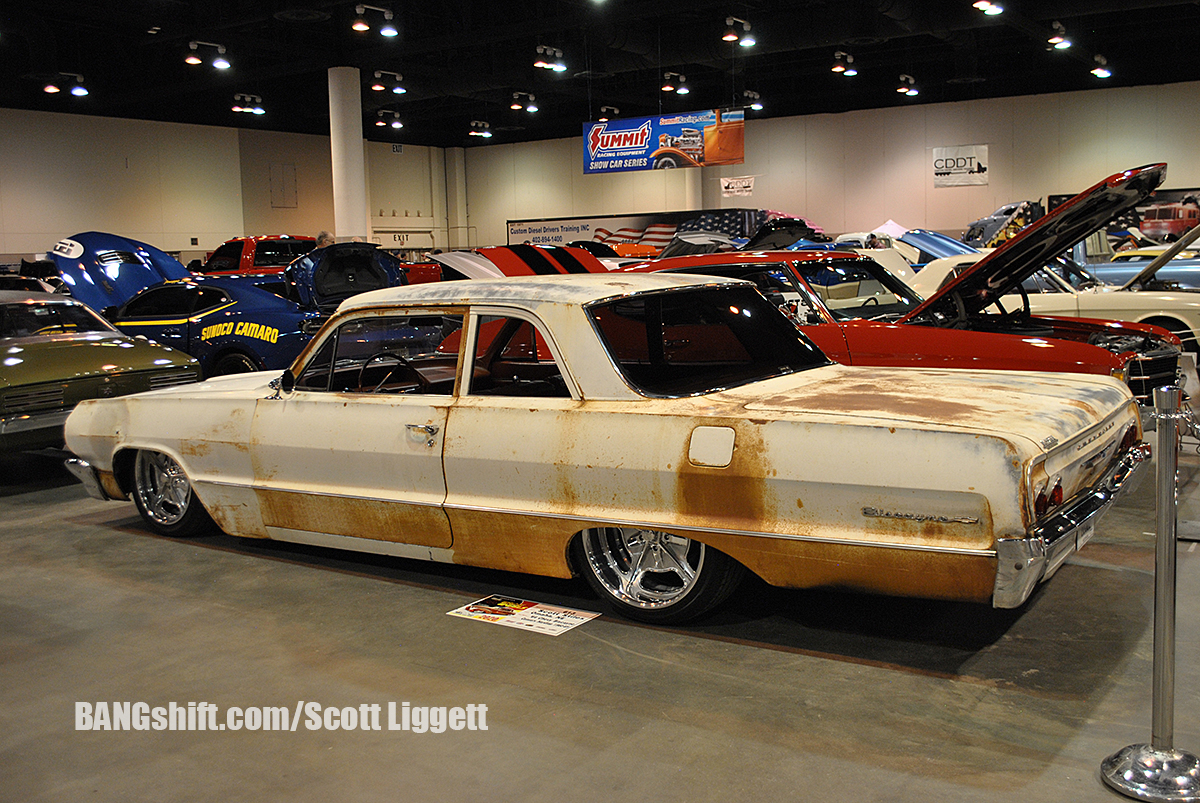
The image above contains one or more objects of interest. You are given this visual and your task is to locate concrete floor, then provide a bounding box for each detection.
[2,444,1200,803]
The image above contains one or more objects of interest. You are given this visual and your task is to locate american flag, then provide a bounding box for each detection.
[677,210,757,237]
[638,223,677,249]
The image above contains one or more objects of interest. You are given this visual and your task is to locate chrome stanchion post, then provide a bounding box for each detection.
[1102,386,1200,801]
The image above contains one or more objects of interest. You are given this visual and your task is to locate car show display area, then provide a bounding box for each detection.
[1,448,1198,802]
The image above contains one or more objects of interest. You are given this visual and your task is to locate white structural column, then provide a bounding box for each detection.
[327,66,369,240]
[444,147,470,249]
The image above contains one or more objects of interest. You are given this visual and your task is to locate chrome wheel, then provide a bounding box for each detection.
[134,450,193,527]
[582,527,704,607]
[576,527,744,623]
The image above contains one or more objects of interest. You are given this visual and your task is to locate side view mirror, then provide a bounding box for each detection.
[267,370,295,400]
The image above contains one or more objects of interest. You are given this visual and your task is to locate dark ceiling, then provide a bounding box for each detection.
[4,1,1200,149]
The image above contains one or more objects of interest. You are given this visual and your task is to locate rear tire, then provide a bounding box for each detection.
[573,527,744,624]
[131,450,214,537]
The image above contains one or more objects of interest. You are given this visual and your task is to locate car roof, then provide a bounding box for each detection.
[0,290,82,305]
[338,272,747,312]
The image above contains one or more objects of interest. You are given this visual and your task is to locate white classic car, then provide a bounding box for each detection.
[64,273,1149,623]
[910,251,1200,354]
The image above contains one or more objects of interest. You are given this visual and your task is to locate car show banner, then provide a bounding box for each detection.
[583,109,745,174]
[932,145,989,187]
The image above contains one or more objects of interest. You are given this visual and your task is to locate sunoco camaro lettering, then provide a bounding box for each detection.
[64,273,1148,623]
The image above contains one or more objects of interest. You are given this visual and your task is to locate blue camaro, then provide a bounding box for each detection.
[47,233,413,377]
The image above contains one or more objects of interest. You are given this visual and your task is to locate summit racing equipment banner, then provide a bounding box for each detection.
[583,109,745,174]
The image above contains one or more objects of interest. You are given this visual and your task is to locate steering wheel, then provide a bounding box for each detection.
[357,351,430,394]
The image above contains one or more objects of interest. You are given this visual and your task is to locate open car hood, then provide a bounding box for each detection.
[900,164,1167,323]
[47,231,192,311]
[284,242,408,312]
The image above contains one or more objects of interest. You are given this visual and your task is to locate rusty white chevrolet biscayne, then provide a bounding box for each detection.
[64,273,1149,623]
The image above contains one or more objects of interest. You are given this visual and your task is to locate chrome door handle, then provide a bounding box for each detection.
[406,423,440,446]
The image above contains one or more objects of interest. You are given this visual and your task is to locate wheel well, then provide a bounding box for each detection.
[112,448,138,497]
[1141,316,1198,352]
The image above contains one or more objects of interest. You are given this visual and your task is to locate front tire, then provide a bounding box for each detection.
[131,450,214,537]
[574,527,744,623]
[211,352,260,376]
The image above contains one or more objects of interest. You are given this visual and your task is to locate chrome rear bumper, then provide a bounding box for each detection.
[992,441,1151,608]
[64,457,114,501]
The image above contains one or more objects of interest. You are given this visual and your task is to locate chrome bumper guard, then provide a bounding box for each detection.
[993,441,1151,608]
[64,457,114,501]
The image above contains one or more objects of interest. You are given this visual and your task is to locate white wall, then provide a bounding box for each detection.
[0,107,244,256]
[238,129,334,240]
[3,80,1200,259]
[463,80,1200,242]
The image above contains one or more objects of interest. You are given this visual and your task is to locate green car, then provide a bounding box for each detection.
[0,291,198,452]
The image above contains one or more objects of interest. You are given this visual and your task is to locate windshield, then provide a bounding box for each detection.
[790,257,922,321]
[0,301,116,338]
[1043,256,1107,289]
[587,285,828,397]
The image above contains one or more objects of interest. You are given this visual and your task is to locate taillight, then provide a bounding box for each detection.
[1035,479,1063,518]
[1120,424,1138,452]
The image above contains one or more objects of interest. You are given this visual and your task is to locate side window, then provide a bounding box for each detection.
[298,312,463,395]
[202,243,243,273]
[466,315,569,398]
[120,286,194,318]
[193,287,230,313]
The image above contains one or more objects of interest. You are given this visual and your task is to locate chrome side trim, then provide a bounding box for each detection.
[64,457,112,501]
[264,526,456,563]
[992,441,1150,608]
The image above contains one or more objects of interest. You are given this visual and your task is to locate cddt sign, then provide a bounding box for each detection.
[932,145,988,187]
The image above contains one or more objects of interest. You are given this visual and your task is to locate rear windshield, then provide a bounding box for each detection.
[587,285,828,396]
[0,301,115,339]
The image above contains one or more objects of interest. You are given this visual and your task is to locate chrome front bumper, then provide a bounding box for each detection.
[992,441,1151,608]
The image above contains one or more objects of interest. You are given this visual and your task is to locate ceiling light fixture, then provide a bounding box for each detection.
[1091,54,1112,78]
[662,72,687,93]
[598,105,619,121]
[831,51,856,76]
[469,120,492,138]
[354,5,398,37]
[972,1,1003,15]
[724,16,754,47]
[231,93,265,115]
[375,110,402,129]
[534,45,566,72]
[186,41,229,69]
[511,92,537,112]
[743,90,762,111]
[1048,21,1071,49]
[371,70,405,94]
[897,74,919,96]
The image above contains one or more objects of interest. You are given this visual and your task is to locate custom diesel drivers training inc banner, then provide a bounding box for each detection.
[583,109,745,174]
